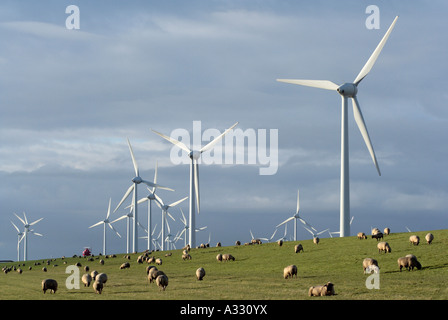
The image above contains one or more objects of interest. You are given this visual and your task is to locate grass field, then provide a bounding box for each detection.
[1,229,447,300]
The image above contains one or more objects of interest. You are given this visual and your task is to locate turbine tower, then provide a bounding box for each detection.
[277,16,398,237]
[114,138,172,253]
[11,221,24,261]
[14,212,43,261]
[276,189,316,241]
[152,121,238,248]
[89,198,121,255]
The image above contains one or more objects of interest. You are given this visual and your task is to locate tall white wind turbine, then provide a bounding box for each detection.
[277,16,398,237]
[152,121,238,248]
[89,198,122,255]
[11,221,24,262]
[154,193,188,251]
[276,189,317,241]
[14,212,43,261]
[114,138,173,253]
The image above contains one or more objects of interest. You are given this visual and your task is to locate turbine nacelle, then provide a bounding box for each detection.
[189,150,202,160]
[337,83,358,97]
[132,176,143,184]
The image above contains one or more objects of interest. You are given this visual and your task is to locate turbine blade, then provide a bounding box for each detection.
[110,215,127,224]
[151,129,191,153]
[106,198,112,219]
[107,223,122,238]
[29,217,43,226]
[126,138,139,177]
[14,212,26,225]
[137,221,148,234]
[354,16,399,85]
[200,122,239,153]
[276,216,294,228]
[11,221,20,233]
[114,184,134,213]
[167,211,176,221]
[180,208,187,225]
[89,221,103,228]
[317,228,330,235]
[168,196,189,208]
[296,189,300,214]
[276,79,339,91]
[250,230,254,239]
[18,233,26,243]
[30,231,43,237]
[194,160,200,213]
[141,180,174,192]
[153,161,158,193]
[351,96,381,176]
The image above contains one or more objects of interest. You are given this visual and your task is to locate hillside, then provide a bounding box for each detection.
[1,229,447,301]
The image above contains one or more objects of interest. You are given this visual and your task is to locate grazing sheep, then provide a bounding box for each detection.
[120,262,130,269]
[308,282,335,296]
[84,265,89,272]
[146,265,156,275]
[222,254,235,262]
[383,227,390,235]
[371,228,380,235]
[182,253,192,260]
[313,237,319,245]
[216,254,222,262]
[425,233,434,245]
[96,273,107,284]
[294,244,304,253]
[42,279,58,294]
[409,235,420,246]
[357,232,367,240]
[93,280,103,294]
[42,267,47,272]
[377,241,392,253]
[216,242,222,247]
[149,269,165,283]
[90,270,98,281]
[156,274,169,291]
[235,240,241,246]
[82,274,92,287]
[147,256,155,264]
[362,258,379,274]
[277,239,283,246]
[99,259,104,265]
[155,258,162,265]
[17,268,22,274]
[283,265,298,279]
[196,267,206,281]
[371,232,383,241]
[398,256,422,271]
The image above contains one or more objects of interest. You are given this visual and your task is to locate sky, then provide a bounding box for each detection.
[0,0,447,261]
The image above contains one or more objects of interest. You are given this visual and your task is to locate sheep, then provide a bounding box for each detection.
[120,262,130,269]
[277,239,283,246]
[216,242,222,247]
[283,265,298,279]
[90,270,98,281]
[156,274,169,291]
[357,232,367,240]
[235,240,241,246]
[148,269,165,283]
[84,265,90,272]
[99,259,104,265]
[425,233,434,244]
[42,279,58,294]
[82,273,92,287]
[146,265,156,275]
[147,256,155,264]
[182,253,192,260]
[377,241,392,253]
[409,235,420,246]
[362,258,379,274]
[155,258,162,265]
[398,256,422,272]
[371,228,380,235]
[383,227,390,235]
[216,254,222,262]
[371,232,383,241]
[308,282,335,296]
[196,267,206,281]
[313,237,319,245]
[93,280,103,294]
[96,273,107,285]
[294,244,304,253]
[222,254,235,262]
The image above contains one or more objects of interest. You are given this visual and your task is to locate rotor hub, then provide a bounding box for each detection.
[337,83,358,97]
[132,176,143,184]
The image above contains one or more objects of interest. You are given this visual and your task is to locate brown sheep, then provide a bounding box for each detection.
[425,233,434,244]
[149,269,165,283]
[308,282,335,296]
[398,256,422,271]
[409,235,420,246]
[377,241,392,253]
[294,244,304,253]
[42,279,58,294]
[283,265,297,279]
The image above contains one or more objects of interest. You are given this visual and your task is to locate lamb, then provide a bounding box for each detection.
[308,282,335,296]
[96,273,107,285]
[377,241,392,253]
[294,244,304,253]
[398,255,422,271]
[93,280,103,294]
[196,267,206,281]
[409,235,420,246]
[425,233,434,244]
[82,273,92,287]
[283,265,297,279]
[357,232,367,240]
[222,254,235,262]
[362,258,379,274]
[42,279,58,294]
[371,232,383,241]
[156,274,169,291]
[216,253,222,262]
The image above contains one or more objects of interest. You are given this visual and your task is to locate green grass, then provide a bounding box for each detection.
[1,229,447,300]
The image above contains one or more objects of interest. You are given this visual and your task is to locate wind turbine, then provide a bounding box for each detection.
[89,198,122,255]
[328,216,354,238]
[276,189,317,241]
[152,121,238,248]
[277,16,398,237]
[303,226,330,243]
[14,212,43,261]
[114,138,173,253]
[11,221,24,261]
[154,193,188,251]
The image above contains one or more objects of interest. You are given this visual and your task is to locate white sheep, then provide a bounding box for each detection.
[82,273,92,287]
[308,282,335,296]
[283,265,297,279]
[96,273,107,285]
[93,280,103,294]
[294,244,304,253]
[425,233,434,245]
[196,267,206,281]
[362,258,379,274]
[409,235,420,246]
[377,241,392,253]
